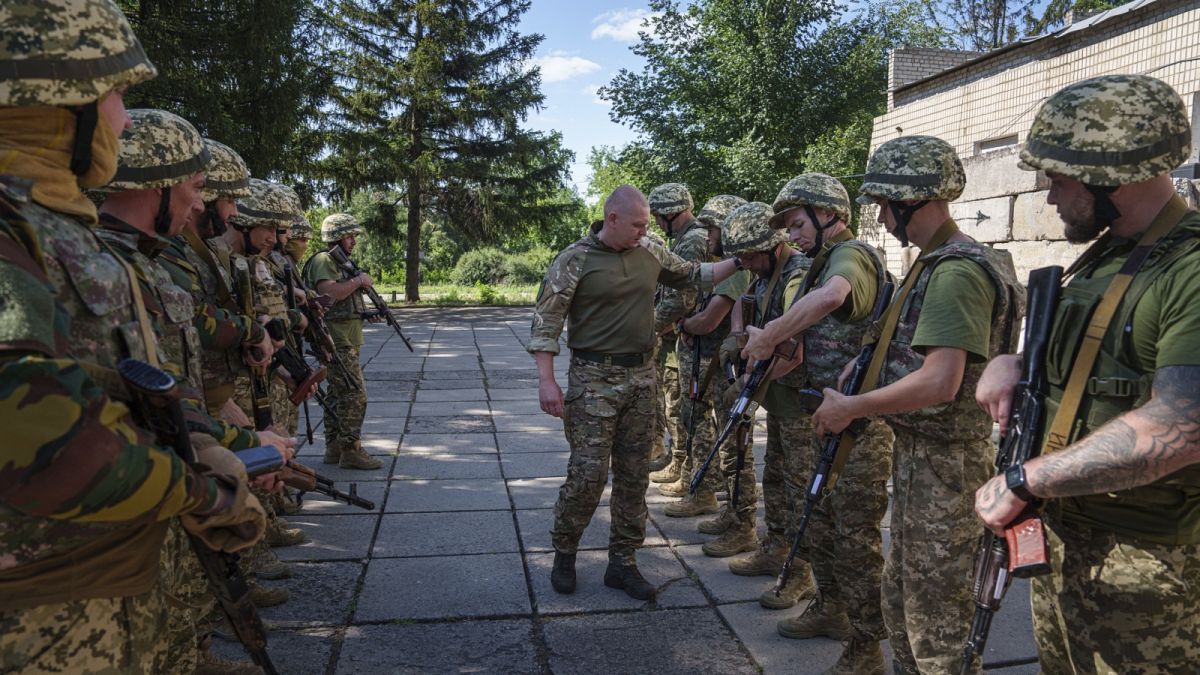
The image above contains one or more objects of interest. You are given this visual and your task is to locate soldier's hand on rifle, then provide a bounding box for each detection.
[356,272,374,289]
[182,443,268,552]
[311,294,332,318]
[256,430,297,459]
[741,325,774,362]
[813,387,856,437]
[292,287,308,307]
[539,377,564,418]
[976,354,1022,436]
[835,357,856,390]
[975,473,1031,535]
[366,313,385,324]
[219,398,253,428]
[243,329,273,370]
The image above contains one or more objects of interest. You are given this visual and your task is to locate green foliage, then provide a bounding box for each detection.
[922,0,1119,50]
[453,248,510,285]
[475,282,501,305]
[506,247,558,284]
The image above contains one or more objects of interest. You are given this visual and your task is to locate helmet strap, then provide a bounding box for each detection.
[201,201,228,237]
[154,186,173,236]
[70,102,99,176]
[887,200,928,247]
[662,212,682,237]
[241,225,259,255]
[802,205,840,259]
[1085,185,1121,229]
[762,248,779,278]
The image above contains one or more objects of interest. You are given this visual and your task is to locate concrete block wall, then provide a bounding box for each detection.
[888,49,983,110]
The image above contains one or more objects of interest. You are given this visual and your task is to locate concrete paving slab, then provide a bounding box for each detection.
[515,507,668,553]
[355,553,530,621]
[529,546,704,614]
[273,514,375,562]
[717,600,840,675]
[399,432,497,455]
[358,436,401,455]
[496,430,568,453]
[211,627,336,675]
[364,401,410,418]
[335,620,540,675]
[508,477,611,510]
[675,543,777,604]
[648,504,721,546]
[359,416,407,436]
[363,380,416,402]
[406,414,495,434]
[392,453,502,480]
[416,377,484,390]
[487,377,540,390]
[493,414,563,433]
[414,388,488,402]
[257,561,360,628]
[373,510,519,558]
[488,399,545,416]
[542,608,758,675]
[488,387,539,401]
[301,461,392,484]
[362,368,421,381]
[291,480,387,516]
[409,400,491,417]
[500,451,570,478]
[420,368,483,380]
[385,478,511,513]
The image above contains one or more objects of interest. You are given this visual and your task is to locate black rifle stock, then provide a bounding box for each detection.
[117,359,279,675]
[237,450,375,511]
[235,261,274,431]
[774,279,895,596]
[959,266,1060,675]
[327,246,413,351]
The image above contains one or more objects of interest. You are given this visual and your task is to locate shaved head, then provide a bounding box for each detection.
[599,185,651,251]
[605,185,648,219]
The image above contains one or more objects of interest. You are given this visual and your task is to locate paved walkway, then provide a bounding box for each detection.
[215,307,1038,674]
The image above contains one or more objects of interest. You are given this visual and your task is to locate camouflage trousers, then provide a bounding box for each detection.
[157,520,212,674]
[677,344,723,495]
[232,374,293,434]
[656,362,683,461]
[883,427,991,675]
[0,589,167,674]
[1031,517,1200,674]
[327,343,367,451]
[552,357,655,564]
[798,418,893,641]
[763,411,814,543]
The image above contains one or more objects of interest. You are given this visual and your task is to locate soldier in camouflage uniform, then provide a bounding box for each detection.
[647,183,694,487]
[530,186,740,601]
[813,136,1023,675]
[975,74,1200,674]
[0,5,266,671]
[740,174,893,673]
[720,202,818,610]
[304,213,383,470]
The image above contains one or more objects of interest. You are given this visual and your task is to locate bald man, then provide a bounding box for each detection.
[530,186,741,600]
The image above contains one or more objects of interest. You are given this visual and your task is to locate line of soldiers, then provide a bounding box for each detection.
[0,2,386,673]
[533,73,1200,674]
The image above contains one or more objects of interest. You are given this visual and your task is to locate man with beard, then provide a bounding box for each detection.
[974,74,1200,673]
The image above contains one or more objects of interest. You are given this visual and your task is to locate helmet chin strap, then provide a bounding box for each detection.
[662,212,682,237]
[240,225,259,255]
[69,102,99,176]
[1085,185,1121,229]
[887,200,929,247]
[153,186,173,236]
[200,202,227,237]
[802,205,840,259]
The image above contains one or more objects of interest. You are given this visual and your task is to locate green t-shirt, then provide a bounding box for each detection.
[304,253,363,347]
[910,258,996,363]
[715,268,751,301]
[820,243,878,323]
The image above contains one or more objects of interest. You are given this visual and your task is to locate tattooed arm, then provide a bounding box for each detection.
[975,365,1200,533]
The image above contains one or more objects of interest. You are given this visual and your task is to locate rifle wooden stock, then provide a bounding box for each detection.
[281,461,375,510]
[235,261,274,431]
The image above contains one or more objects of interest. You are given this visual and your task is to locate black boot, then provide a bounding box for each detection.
[603,560,656,601]
[551,551,576,594]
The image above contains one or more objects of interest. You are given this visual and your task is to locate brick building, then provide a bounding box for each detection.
[860,0,1200,279]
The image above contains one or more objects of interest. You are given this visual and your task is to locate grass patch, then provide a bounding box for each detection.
[374,283,538,306]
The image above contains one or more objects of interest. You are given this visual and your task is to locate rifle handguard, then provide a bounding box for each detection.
[288,365,327,406]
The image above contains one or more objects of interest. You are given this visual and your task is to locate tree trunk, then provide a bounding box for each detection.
[404,16,424,303]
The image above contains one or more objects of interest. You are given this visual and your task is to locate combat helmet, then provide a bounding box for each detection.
[321,213,364,243]
[722,202,787,256]
[200,139,251,202]
[0,0,157,177]
[648,183,694,236]
[290,218,314,240]
[233,179,298,231]
[770,174,851,258]
[696,195,746,229]
[857,135,964,246]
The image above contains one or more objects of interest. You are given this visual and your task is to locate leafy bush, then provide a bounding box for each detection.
[475,282,501,305]
[452,247,508,285]
[506,246,557,283]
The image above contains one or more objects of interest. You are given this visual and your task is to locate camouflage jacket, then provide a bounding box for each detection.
[266,249,305,331]
[654,218,709,333]
[752,247,812,389]
[880,241,1024,442]
[0,176,218,605]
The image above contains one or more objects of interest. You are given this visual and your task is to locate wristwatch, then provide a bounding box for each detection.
[1005,464,1036,502]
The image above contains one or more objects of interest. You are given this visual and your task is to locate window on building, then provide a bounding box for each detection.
[975,134,1019,155]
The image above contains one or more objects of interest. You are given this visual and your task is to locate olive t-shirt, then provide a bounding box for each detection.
[910,258,996,363]
[716,269,752,301]
[305,254,363,347]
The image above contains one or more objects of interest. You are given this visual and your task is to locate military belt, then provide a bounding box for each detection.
[571,350,650,367]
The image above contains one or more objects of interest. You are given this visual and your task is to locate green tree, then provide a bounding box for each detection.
[316,0,571,301]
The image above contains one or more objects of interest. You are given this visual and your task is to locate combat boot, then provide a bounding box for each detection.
[759,564,814,609]
[322,442,343,465]
[253,559,294,581]
[648,435,669,470]
[249,583,289,608]
[657,477,689,498]
[702,523,758,557]
[664,491,719,517]
[824,638,885,675]
[697,505,736,534]
[265,519,306,547]
[777,598,853,641]
[276,489,303,516]
[195,649,262,675]
[550,552,576,594]
[603,560,656,601]
[649,457,682,483]
[339,441,383,470]
[728,538,786,576]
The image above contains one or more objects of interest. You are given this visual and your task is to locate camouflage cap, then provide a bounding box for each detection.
[696,194,746,229]
[856,135,965,205]
[769,173,851,227]
[200,139,251,202]
[1019,74,1192,186]
[100,108,210,192]
[0,0,157,107]
[321,213,363,243]
[231,178,297,230]
[722,202,787,256]
[648,183,694,216]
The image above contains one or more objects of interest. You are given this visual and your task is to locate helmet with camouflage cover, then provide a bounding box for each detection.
[648,183,694,217]
[289,218,314,240]
[722,202,787,256]
[696,195,746,230]
[321,213,364,243]
[232,178,298,231]
[200,139,251,202]
[0,0,157,108]
[100,109,210,192]
[856,136,965,206]
[770,174,851,258]
[1019,74,1191,187]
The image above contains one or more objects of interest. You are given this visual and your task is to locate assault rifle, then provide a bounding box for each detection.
[263,319,339,440]
[327,245,413,351]
[282,262,355,392]
[235,259,274,431]
[958,266,1060,675]
[773,280,894,596]
[237,448,375,511]
[118,359,279,675]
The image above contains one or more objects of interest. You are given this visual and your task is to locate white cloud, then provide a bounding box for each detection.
[582,84,606,105]
[591,8,659,42]
[533,51,601,83]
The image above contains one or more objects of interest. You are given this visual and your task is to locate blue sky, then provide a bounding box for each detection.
[518,1,656,197]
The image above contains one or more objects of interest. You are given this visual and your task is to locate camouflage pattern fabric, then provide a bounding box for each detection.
[199,138,251,203]
[0,0,157,107]
[321,213,363,243]
[1018,74,1191,186]
[676,341,722,495]
[883,427,992,675]
[658,359,684,464]
[326,343,367,452]
[696,194,746,230]
[799,418,893,641]
[769,173,852,227]
[97,109,210,193]
[856,136,966,206]
[305,249,367,323]
[234,179,299,232]
[552,358,656,564]
[1032,517,1200,674]
[722,202,787,256]
[1174,178,1200,208]
[647,183,693,217]
[718,417,756,526]
[654,218,708,334]
[763,412,814,545]
[157,520,212,674]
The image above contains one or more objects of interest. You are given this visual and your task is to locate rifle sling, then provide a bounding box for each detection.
[96,237,160,368]
[1042,196,1187,455]
[183,229,235,310]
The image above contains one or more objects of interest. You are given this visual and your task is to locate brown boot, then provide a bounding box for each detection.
[777,597,853,641]
[339,441,383,470]
[728,537,786,577]
[664,491,719,518]
[824,638,885,675]
[277,488,303,515]
[195,647,262,675]
[702,523,758,557]
[249,583,289,608]
[657,477,689,498]
[697,505,736,535]
[265,518,306,547]
[759,564,814,609]
[649,457,683,483]
[322,443,343,465]
[253,559,294,580]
